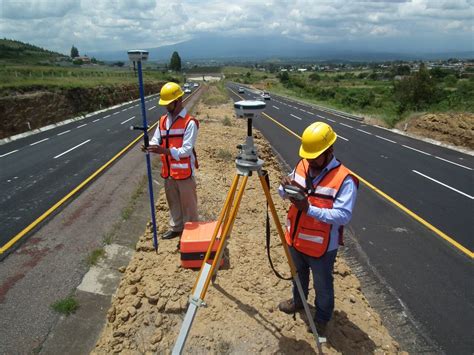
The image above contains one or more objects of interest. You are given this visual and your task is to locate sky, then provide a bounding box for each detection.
[1,0,473,55]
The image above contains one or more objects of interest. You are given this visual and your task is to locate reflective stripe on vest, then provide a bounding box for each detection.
[159,113,199,180]
[284,159,358,257]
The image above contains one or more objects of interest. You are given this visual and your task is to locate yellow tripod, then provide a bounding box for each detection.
[172,105,323,354]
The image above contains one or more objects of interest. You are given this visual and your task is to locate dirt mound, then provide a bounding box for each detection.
[0,83,165,139]
[92,99,404,354]
[398,112,474,150]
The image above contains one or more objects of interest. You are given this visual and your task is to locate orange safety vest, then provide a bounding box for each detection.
[285,159,358,258]
[159,113,199,180]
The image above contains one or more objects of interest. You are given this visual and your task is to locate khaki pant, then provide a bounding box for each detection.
[164,177,198,232]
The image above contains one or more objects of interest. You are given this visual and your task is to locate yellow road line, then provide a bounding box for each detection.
[1,92,198,254]
[259,111,474,259]
[262,112,301,139]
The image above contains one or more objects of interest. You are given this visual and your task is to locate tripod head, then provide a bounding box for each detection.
[233,100,266,174]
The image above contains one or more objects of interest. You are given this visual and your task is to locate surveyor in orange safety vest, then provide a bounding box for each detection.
[277,122,358,340]
[142,82,199,240]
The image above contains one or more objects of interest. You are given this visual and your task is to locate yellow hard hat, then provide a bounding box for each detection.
[158,82,184,105]
[299,122,337,159]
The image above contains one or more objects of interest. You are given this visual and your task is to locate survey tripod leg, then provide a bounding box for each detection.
[258,172,323,353]
[173,171,322,354]
[173,174,246,355]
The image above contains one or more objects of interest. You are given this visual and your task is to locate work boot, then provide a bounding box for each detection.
[278,299,303,314]
[162,230,182,240]
[308,320,328,340]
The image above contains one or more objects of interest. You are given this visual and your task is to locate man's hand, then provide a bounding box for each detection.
[289,196,309,212]
[280,176,293,187]
[141,144,168,155]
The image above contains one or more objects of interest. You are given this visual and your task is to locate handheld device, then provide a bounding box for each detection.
[283,185,306,200]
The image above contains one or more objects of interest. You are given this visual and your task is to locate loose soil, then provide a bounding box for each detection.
[92,98,405,354]
[396,112,474,150]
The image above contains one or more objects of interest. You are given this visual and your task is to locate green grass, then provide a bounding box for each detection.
[86,248,105,266]
[50,296,79,316]
[202,82,230,105]
[0,65,181,91]
[121,176,147,220]
[222,116,232,126]
[216,149,233,160]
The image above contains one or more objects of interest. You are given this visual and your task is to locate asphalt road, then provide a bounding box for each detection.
[0,90,194,253]
[228,84,473,354]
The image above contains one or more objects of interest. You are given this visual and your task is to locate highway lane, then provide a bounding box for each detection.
[0,92,192,252]
[228,84,473,354]
[237,85,473,251]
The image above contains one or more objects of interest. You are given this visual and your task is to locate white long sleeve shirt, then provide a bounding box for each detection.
[150,108,198,175]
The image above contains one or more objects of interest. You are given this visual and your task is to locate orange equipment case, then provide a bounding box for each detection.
[180,221,224,269]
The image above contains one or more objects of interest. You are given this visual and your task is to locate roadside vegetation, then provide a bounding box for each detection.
[201,81,229,106]
[0,39,183,94]
[50,296,79,316]
[227,63,474,127]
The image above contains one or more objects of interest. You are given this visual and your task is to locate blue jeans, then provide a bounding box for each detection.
[290,246,338,323]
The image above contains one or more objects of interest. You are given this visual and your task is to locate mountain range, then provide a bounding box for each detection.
[87,35,474,63]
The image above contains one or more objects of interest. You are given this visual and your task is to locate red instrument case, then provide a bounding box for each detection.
[180,221,224,269]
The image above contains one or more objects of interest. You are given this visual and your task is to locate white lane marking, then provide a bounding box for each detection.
[54,139,91,159]
[316,114,325,119]
[92,118,100,123]
[57,130,71,136]
[338,135,349,141]
[0,149,19,158]
[402,144,431,156]
[30,138,49,146]
[412,170,474,199]
[340,123,353,128]
[121,108,127,112]
[434,156,472,170]
[148,106,155,111]
[121,116,136,125]
[326,118,336,122]
[290,114,302,120]
[272,105,280,110]
[113,112,119,115]
[104,114,111,118]
[376,135,396,143]
[76,124,87,129]
[357,129,372,135]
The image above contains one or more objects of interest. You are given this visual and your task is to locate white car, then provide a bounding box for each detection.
[261,91,271,100]
[238,87,245,93]
[193,83,199,87]
[183,83,190,88]
[184,88,192,93]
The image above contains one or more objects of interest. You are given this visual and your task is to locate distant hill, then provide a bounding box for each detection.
[0,38,66,64]
[88,35,474,63]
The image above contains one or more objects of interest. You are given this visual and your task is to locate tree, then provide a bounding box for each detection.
[70,45,79,58]
[278,71,290,84]
[169,51,181,71]
[394,63,437,113]
[309,73,321,82]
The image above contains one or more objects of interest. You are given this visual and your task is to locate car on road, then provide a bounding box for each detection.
[184,88,192,93]
[193,83,199,87]
[261,91,271,100]
[183,83,190,88]
[238,87,245,93]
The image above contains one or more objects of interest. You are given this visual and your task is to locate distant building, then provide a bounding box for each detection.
[76,56,91,64]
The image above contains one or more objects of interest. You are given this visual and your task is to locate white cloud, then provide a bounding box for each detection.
[1,0,79,19]
[0,0,472,53]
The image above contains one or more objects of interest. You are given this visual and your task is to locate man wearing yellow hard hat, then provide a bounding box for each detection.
[145,82,199,240]
[278,121,358,339]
